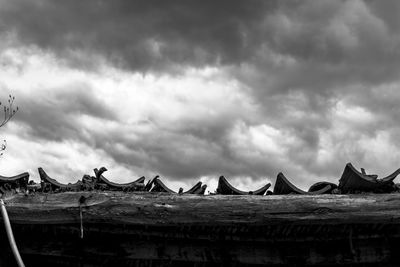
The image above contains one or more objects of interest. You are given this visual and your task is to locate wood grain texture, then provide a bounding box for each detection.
[4,192,400,225]
[2,193,400,266]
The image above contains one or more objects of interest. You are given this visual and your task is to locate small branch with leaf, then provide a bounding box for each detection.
[0,94,18,157]
[0,95,18,128]
[0,140,6,157]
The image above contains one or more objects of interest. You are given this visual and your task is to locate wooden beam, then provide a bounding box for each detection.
[4,192,400,225]
[2,192,400,266]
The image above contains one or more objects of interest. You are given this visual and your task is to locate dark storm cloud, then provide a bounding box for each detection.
[1,0,399,80]
[2,0,400,114]
[220,0,400,109]
[0,0,276,72]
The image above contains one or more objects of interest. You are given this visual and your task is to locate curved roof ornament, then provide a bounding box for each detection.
[216,176,271,195]
[274,173,333,195]
[0,172,30,194]
[93,167,145,191]
[338,163,400,193]
[38,167,82,192]
[149,177,207,195]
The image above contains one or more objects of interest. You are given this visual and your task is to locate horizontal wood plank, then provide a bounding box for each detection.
[3,192,400,225]
[2,192,400,266]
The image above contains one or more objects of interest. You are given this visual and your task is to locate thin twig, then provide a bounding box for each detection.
[0,95,18,128]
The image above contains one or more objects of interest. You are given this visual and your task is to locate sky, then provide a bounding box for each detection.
[1,0,400,192]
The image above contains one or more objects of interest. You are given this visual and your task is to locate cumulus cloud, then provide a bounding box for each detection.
[0,49,265,190]
[1,0,400,192]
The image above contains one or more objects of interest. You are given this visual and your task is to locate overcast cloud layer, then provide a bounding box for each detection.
[1,0,400,192]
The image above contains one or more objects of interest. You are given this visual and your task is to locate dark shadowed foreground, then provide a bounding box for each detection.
[0,192,400,266]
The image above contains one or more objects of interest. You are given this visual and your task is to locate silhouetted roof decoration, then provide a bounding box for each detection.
[93,167,145,191]
[1,163,400,196]
[274,172,334,195]
[148,177,206,194]
[0,172,29,194]
[338,163,400,193]
[216,175,271,195]
[308,181,338,193]
[38,167,82,192]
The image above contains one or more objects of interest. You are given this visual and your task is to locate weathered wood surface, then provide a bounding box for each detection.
[2,193,400,266]
[4,192,400,225]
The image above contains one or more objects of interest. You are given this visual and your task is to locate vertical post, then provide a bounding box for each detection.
[0,199,25,267]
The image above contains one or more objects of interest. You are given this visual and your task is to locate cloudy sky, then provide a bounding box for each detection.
[1,0,400,192]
